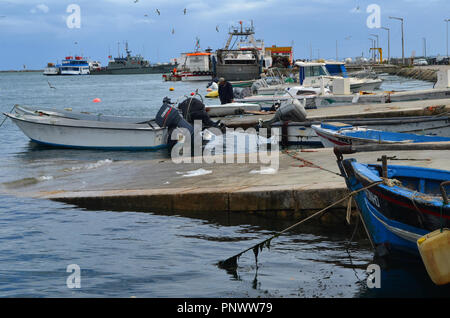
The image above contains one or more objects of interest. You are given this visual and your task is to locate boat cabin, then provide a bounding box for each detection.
[295,62,331,86]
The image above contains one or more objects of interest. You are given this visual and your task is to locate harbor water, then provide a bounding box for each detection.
[0,72,447,298]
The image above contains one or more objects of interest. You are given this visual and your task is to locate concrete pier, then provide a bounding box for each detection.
[3,147,449,222]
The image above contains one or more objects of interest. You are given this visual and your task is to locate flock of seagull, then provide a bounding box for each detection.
[136,2,220,35]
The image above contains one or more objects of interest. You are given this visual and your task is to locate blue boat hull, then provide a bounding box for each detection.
[338,159,450,257]
[352,190,428,256]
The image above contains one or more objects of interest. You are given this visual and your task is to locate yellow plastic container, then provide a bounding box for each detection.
[205,91,219,98]
[417,228,450,285]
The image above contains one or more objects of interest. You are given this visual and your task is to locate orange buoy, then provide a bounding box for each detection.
[93,98,101,103]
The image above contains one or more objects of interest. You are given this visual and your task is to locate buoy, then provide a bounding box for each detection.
[93,98,101,103]
[417,228,450,285]
[190,92,195,96]
[169,87,174,91]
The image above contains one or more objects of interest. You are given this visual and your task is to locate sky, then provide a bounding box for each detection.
[0,0,449,70]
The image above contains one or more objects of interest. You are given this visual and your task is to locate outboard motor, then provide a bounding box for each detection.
[260,97,308,128]
[155,97,194,154]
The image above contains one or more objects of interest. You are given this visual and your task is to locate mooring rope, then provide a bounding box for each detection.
[0,105,16,128]
[284,149,342,177]
[218,180,383,270]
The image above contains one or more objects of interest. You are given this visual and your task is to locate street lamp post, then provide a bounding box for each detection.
[445,19,450,58]
[369,38,375,62]
[381,27,390,63]
[370,34,379,62]
[390,16,405,64]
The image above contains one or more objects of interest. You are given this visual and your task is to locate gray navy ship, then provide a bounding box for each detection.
[91,42,177,75]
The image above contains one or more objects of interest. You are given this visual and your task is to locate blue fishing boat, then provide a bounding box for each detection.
[313,123,450,148]
[335,149,450,257]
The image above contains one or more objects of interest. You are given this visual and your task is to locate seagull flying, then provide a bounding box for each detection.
[183,8,186,15]
[171,28,175,34]
[215,25,219,32]
[134,0,138,3]
[47,81,56,89]
[156,9,160,15]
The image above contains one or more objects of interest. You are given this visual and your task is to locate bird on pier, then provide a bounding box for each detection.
[47,81,56,89]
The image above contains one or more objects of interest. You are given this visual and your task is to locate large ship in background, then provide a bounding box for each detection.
[213,21,271,81]
[91,42,177,75]
[43,56,98,75]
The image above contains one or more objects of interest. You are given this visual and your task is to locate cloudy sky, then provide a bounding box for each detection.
[0,0,449,70]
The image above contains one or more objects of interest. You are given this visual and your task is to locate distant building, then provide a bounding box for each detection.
[265,46,294,64]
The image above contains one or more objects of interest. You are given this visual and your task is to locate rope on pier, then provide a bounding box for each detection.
[284,149,342,177]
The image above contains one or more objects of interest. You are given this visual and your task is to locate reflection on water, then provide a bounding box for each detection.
[0,72,447,298]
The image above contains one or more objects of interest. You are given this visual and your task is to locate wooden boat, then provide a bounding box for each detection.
[4,111,167,150]
[335,152,450,259]
[273,115,450,147]
[312,122,450,147]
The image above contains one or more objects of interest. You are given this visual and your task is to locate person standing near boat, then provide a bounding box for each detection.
[218,77,234,104]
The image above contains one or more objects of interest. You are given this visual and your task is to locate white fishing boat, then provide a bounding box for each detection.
[5,111,167,150]
[43,63,60,76]
[205,102,261,117]
[256,62,382,95]
[164,50,213,82]
[236,86,331,109]
[13,105,148,123]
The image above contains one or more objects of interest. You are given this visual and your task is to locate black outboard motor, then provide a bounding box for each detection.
[155,97,194,154]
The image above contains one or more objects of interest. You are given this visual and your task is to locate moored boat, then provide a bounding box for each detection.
[312,123,450,147]
[43,63,60,76]
[59,56,90,75]
[205,102,261,117]
[335,150,450,271]
[4,111,167,150]
[276,115,450,147]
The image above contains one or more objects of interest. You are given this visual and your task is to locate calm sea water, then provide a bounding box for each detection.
[0,72,447,298]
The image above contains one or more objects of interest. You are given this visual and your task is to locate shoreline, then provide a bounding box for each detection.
[0,70,43,73]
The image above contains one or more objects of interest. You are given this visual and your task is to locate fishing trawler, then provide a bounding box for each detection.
[91,42,177,75]
[213,21,270,81]
[163,51,213,82]
[43,63,60,76]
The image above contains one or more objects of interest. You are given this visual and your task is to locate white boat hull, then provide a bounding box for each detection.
[180,74,212,81]
[60,68,90,75]
[43,67,60,76]
[205,103,261,117]
[7,114,167,150]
